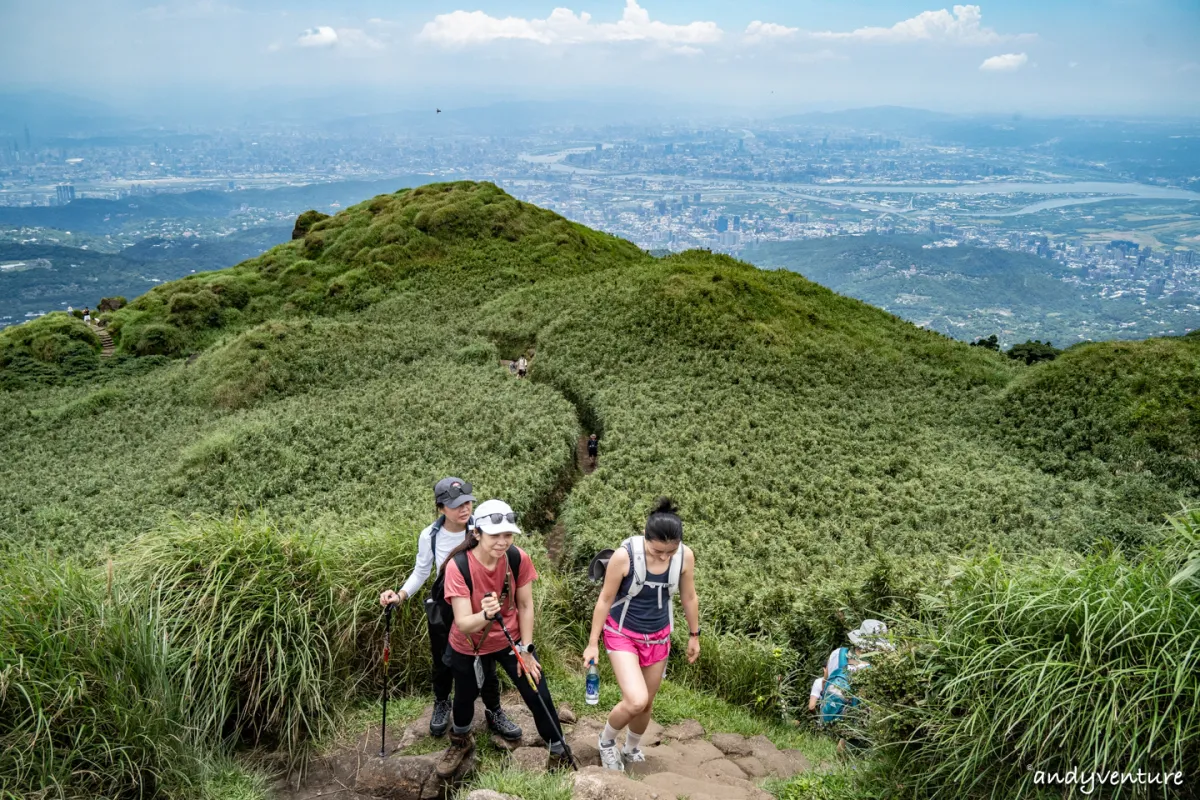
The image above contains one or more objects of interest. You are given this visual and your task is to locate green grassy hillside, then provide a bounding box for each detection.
[993,335,1200,490]
[2,181,1197,799]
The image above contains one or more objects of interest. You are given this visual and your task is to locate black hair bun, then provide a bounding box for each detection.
[650,496,680,518]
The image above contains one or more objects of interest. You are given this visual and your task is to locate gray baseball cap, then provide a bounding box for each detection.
[433,477,475,509]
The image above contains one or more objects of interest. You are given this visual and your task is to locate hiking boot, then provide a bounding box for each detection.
[598,738,625,772]
[547,744,572,772]
[622,747,646,763]
[435,728,475,779]
[485,707,523,741]
[429,699,452,737]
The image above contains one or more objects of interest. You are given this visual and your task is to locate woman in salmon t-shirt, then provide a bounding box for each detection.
[434,498,569,777]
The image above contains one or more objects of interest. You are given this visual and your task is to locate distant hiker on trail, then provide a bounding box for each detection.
[516,356,528,378]
[823,619,892,680]
[583,498,700,772]
[435,499,573,776]
[817,619,892,740]
[587,434,599,466]
[83,308,91,323]
[379,478,520,742]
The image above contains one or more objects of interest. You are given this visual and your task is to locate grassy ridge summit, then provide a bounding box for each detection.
[995,335,1200,491]
[1,182,1198,798]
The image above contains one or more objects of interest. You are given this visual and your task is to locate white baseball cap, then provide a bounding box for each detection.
[473,499,522,536]
[848,619,892,649]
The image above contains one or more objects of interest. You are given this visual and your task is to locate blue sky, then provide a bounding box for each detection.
[3,0,1198,115]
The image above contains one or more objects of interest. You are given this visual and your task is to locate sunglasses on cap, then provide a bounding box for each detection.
[438,481,473,501]
[476,512,519,525]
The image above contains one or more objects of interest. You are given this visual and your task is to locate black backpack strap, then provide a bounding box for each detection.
[506,546,522,586]
[453,550,473,597]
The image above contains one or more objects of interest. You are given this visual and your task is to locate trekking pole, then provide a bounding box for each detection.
[379,601,397,758]
[491,601,578,771]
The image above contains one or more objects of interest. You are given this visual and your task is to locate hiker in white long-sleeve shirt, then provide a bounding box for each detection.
[379,477,521,741]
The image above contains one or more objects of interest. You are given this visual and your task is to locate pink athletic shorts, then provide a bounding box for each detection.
[602,616,671,667]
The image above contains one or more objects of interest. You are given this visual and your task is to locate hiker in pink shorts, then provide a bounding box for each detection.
[582,498,700,771]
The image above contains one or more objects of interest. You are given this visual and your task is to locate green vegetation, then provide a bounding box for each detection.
[856,509,1200,799]
[0,553,207,799]
[0,311,101,386]
[992,335,1200,492]
[1,182,1197,798]
[1004,339,1061,365]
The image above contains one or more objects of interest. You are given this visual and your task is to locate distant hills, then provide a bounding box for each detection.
[744,235,1200,347]
[0,176,434,233]
[0,227,291,325]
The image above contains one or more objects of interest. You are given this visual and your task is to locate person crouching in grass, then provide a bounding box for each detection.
[582,497,700,771]
[435,500,572,776]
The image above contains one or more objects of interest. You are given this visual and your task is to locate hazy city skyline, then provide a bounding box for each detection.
[3,0,1199,119]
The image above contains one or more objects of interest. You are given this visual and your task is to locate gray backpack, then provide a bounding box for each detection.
[589,536,684,633]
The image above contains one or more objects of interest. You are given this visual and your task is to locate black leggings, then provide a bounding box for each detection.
[430,623,501,709]
[449,646,562,744]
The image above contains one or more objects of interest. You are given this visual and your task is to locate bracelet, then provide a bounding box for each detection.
[689,630,700,638]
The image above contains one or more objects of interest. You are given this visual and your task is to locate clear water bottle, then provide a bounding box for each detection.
[585,660,600,705]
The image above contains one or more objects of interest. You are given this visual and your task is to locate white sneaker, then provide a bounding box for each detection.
[599,739,625,771]
[623,747,646,763]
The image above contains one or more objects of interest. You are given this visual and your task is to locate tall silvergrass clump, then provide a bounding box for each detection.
[863,510,1200,799]
[120,516,360,766]
[0,555,202,799]
[119,515,437,769]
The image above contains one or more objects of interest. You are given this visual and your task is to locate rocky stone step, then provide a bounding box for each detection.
[518,714,811,797]
[269,702,811,800]
[90,324,115,357]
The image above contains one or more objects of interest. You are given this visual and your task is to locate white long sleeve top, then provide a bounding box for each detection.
[399,519,468,598]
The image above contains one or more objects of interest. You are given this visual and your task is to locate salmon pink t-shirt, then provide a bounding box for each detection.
[444,547,537,656]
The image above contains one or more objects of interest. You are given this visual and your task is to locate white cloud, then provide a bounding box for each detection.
[979,52,1028,71]
[296,26,383,51]
[298,26,338,48]
[744,21,798,43]
[811,5,1015,44]
[418,0,722,48]
[337,28,385,50]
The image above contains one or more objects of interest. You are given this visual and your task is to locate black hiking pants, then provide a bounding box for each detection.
[430,622,501,710]
[448,646,562,744]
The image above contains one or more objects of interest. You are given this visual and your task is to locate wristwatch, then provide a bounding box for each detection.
[689,630,701,638]
[515,642,531,654]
